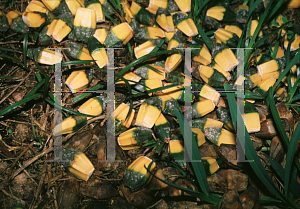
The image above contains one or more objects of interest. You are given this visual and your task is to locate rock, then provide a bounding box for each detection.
[120,184,155,209]
[11,172,35,201]
[217,169,248,192]
[276,102,294,128]
[255,118,289,139]
[109,197,138,209]
[250,135,263,150]
[220,191,242,209]
[199,143,218,159]
[218,144,237,165]
[239,186,259,209]
[207,173,227,193]
[148,168,169,191]
[65,127,92,151]
[168,179,196,197]
[80,178,118,199]
[57,178,80,209]
[270,136,285,162]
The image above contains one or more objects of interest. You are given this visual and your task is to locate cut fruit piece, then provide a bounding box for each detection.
[134,78,163,96]
[88,36,108,68]
[78,97,106,118]
[224,24,243,38]
[131,1,155,26]
[192,99,215,118]
[46,13,73,42]
[154,113,171,143]
[256,77,276,95]
[22,11,46,28]
[156,7,175,32]
[134,64,165,80]
[118,127,153,150]
[27,48,62,65]
[202,157,220,175]
[244,102,261,133]
[211,43,239,72]
[62,148,94,181]
[135,97,162,128]
[173,12,198,37]
[108,103,135,136]
[66,42,93,60]
[206,6,236,22]
[53,116,87,136]
[192,128,206,147]
[161,83,185,102]
[169,139,187,168]
[134,26,165,43]
[116,72,142,85]
[198,65,227,87]
[192,44,212,65]
[123,156,156,192]
[191,118,223,132]
[204,127,236,146]
[69,7,96,42]
[66,70,90,91]
[134,39,160,59]
[174,0,191,12]
[104,22,133,47]
[214,28,239,48]
[147,0,168,14]
[84,0,105,23]
[216,106,234,131]
[93,28,108,44]
[6,10,29,33]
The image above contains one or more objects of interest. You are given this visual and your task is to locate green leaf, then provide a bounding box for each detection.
[270,157,300,198]
[272,48,300,94]
[23,33,28,65]
[284,119,300,196]
[197,25,212,52]
[0,93,43,117]
[225,83,297,207]
[26,79,45,98]
[72,84,105,103]
[175,108,210,195]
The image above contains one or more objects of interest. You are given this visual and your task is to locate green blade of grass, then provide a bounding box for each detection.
[72,84,105,103]
[248,0,274,48]
[197,25,212,52]
[103,10,118,25]
[175,108,210,195]
[23,33,28,65]
[266,0,285,22]
[270,157,300,198]
[44,98,97,117]
[34,60,46,78]
[286,76,300,105]
[272,48,300,94]
[0,93,43,117]
[224,83,295,206]
[61,60,95,66]
[270,29,282,59]
[0,54,27,69]
[284,115,300,196]
[43,76,50,99]
[253,24,287,49]
[259,196,282,204]
[0,47,21,53]
[26,79,45,98]
[285,34,294,93]
[117,49,178,77]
